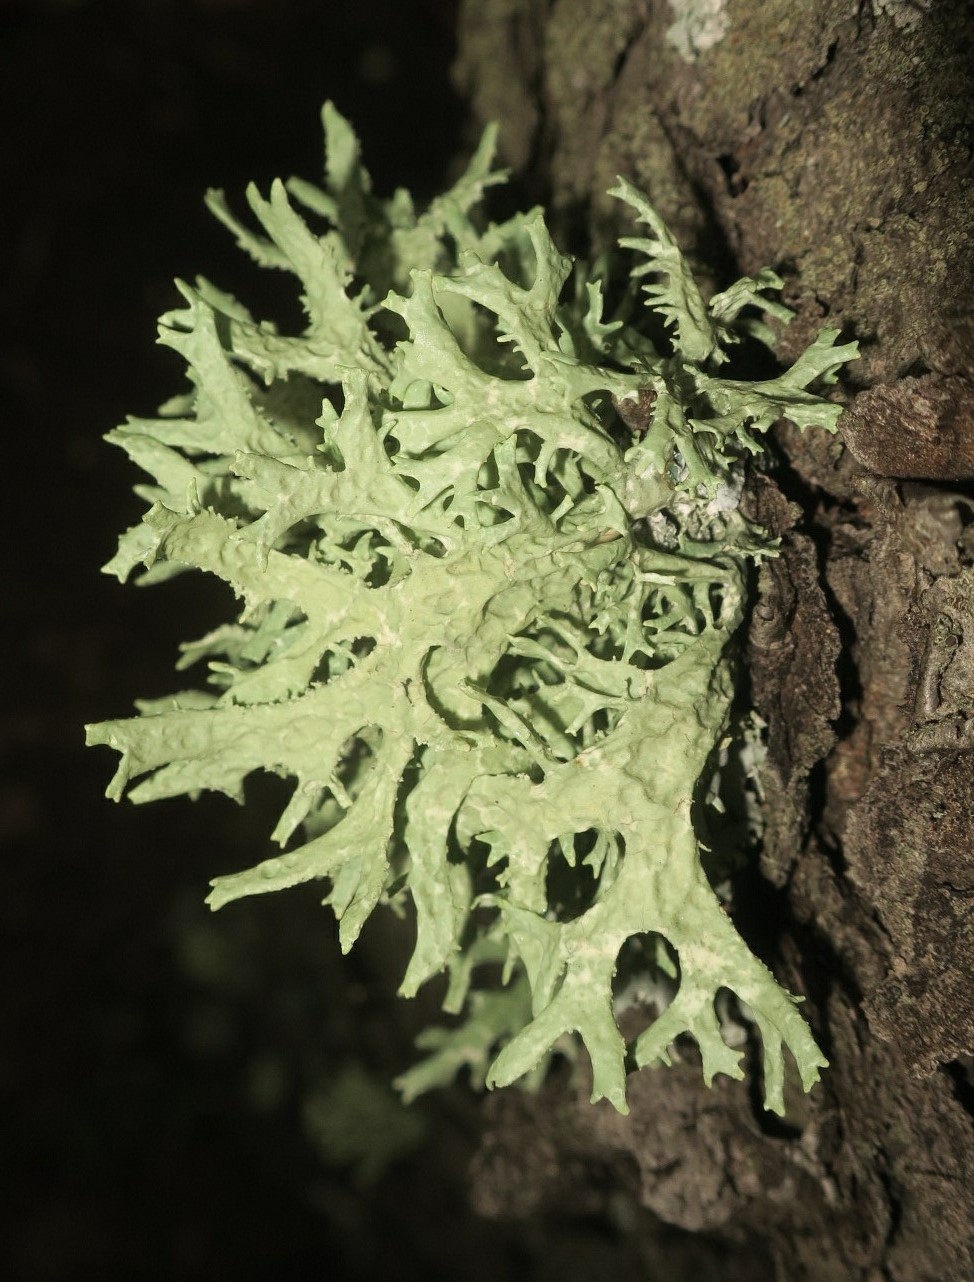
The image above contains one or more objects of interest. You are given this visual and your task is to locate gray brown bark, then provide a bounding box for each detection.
[454,2,974,1278]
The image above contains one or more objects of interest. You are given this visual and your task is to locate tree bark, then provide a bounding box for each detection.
[453,3,974,1278]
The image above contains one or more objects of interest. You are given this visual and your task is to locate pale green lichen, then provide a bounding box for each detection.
[87,104,857,1114]
[665,0,730,62]
[875,0,931,32]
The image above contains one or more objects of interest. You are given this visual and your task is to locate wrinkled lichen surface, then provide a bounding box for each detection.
[88,105,857,1115]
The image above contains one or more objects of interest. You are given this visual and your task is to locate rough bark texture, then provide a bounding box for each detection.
[454,2,974,1278]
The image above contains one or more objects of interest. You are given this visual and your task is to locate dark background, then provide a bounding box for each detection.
[0,2,550,1278]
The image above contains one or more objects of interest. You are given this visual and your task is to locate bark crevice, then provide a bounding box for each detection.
[456,2,974,1276]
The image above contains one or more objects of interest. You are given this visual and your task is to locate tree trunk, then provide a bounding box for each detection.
[453,3,974,1278]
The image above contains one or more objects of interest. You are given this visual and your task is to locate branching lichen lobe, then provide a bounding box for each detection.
[87,105,857,1113]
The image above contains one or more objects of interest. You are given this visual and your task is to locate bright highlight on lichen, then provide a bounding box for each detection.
[87,104,856,1114]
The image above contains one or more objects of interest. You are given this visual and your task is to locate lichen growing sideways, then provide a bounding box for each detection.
[87,105,856,1113]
